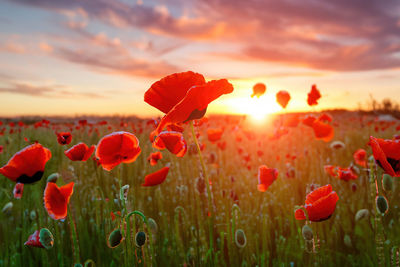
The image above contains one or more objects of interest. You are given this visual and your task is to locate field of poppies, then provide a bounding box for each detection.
[1,72,400,267]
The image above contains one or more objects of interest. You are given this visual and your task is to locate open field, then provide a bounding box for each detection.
[0,111,399,266]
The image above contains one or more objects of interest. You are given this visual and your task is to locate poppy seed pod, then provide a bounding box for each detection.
[107,228,124,248]
[39,228,54,249]
[135,231,146,247]
[355,209,369,222]
[376,196,389,215]
[382,174,393,192]
[2,202,13,215]
[301,225,313,241]
[235,229,247,248]
[47,173,59,183]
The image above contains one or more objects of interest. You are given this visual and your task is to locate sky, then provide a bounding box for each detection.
[0,0,399,118]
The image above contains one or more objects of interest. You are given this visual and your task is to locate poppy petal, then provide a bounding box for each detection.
[44,182,74,220]
[144,71,206,114]
[0,143,51,184]
[142,165,170,186]
[95,131,141,171]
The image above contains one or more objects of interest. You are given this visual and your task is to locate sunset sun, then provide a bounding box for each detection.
[226,96,281,123]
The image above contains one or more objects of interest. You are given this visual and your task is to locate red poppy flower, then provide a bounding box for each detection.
[307,84,321,106]
[56,132,72,145]
[251,83,266,98]
[257,165,278,192]
[369,136,400,177]
[44,182,74,220]
[64,143,95,161]
[207,128,224,143]
[95,131,141,171]
[276,90,291,109]
[318,113,332,122]
[283,115,300,127]
[312,120,334,142]
[0,145,3,154]
[337,167,358,181]
[24,230,44,248]
[302,115,316,127]
[142,165,170,186]
[217,141,226,151]
[145,71,234,137]
[324,165,338,177]
[147,152,162,166]
[353,149,367,167]
[153,131,187,157]
[0,143,51,184]
[166,123,184,133]
[295,184,339,222]
[13,183,24,199]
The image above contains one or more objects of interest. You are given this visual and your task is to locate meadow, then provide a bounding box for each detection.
[0,109,399,267]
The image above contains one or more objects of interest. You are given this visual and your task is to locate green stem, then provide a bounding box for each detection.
[67,208,80,264]
[190,121,215,255]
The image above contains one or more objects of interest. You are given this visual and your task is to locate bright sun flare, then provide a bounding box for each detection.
[226,96,281,123]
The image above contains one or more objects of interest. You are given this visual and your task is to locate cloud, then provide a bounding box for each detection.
[9,0,400,71]
[0,82,105,98]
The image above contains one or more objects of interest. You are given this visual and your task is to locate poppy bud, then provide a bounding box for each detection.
[107,228,124,248]
[84,260,95,267]
[39,228,54,249]
[120,184,129,201]
[330,141,345,150]
[147,218,158,234]
[135,231,146,247]
[301,225,313,241]
[47,173,59,183]
[382,174,393,192]
[355,209,369,222]
[351,183,357,192]
[2,202,13,215]
[344,234,352,248]
[235,229,247,248]
[376,196,389,215]
[74,264,83,267]
[30,210,37,221]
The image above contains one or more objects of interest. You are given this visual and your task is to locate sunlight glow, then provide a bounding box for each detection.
[224,96,281,124]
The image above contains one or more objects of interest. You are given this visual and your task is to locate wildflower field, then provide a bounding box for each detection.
[1,73,400,267]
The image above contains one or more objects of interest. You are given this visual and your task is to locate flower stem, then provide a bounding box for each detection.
[68,208,80,264]
[190,121,214,255]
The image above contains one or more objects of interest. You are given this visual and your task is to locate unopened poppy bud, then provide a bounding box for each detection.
[147,218,158,234]
[330,141,345,150]
[47,173,59,183]
[84,260,95,267]
[135,231,146,247]
[120,184,129,201]
[39,228,54,249]
[235,229,247,248]
[107,228,124,248]
[301,225,313,241]
[30,210,37,221]
[382,174,393,192]
[2,202,13,215]
[355,209,369,221]
[351,183,357,192]
[376,196,389,215]
[344,234,352,248]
